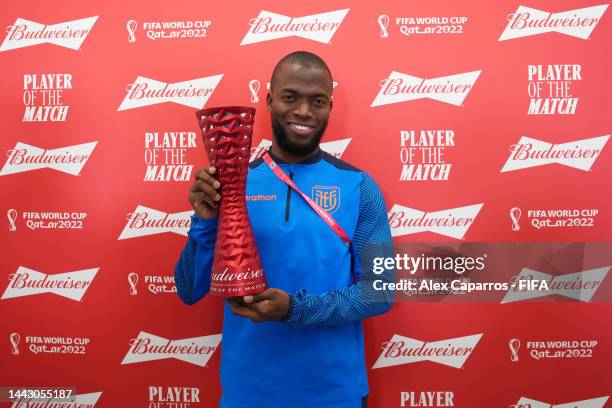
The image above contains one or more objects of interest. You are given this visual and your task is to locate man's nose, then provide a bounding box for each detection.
[293,99,313,118]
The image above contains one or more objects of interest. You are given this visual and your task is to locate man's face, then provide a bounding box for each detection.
[267,62,333,157]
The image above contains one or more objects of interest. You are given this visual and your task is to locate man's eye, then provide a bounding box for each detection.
[313,98,327,106]
[281,95,295,102]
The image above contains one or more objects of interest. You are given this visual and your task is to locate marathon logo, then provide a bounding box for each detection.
[246,194,277,201]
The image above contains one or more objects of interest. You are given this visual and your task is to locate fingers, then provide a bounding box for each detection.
[191,180,221,207]
[243,289,277,304]
[190,192,216,211]
[189,167,221,216]
[249,301,272,316]
[226,299,263,323]
[227,290,289,323]
[195,166,219,188]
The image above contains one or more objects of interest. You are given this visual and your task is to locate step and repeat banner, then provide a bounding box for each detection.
[1,1,611,407]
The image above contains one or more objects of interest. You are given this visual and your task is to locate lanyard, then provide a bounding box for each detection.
[262,152,351,245]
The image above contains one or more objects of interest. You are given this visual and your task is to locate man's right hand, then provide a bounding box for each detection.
[189,166,221,219]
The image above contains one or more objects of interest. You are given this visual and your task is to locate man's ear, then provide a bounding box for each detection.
[266,93,272,111]
[329,99,333,111]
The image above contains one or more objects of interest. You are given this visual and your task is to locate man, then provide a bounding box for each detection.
[175,51,394,408]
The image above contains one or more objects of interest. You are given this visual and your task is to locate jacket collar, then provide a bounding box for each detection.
[267,147,323,165]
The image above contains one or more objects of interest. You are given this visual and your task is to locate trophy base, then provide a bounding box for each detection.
[209,266,268,297]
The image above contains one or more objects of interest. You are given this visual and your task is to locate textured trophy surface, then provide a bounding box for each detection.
[196,106,267,297]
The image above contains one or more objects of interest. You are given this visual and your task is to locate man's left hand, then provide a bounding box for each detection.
[226,288,291,323]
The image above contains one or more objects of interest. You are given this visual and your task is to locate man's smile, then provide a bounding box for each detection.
[287,122,317,138]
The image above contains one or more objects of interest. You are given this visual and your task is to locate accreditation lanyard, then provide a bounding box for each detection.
[262,152,351,245]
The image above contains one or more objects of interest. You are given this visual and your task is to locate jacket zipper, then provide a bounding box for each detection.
[285,170,294,221]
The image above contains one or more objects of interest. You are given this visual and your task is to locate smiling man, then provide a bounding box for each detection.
[175,51,394,408]
[268,53,331,161]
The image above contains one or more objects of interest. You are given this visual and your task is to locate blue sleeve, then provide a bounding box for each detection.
[174,214,218,305]
[284,173,395,328]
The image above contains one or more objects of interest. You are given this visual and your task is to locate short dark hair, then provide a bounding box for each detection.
[270,51,332,90]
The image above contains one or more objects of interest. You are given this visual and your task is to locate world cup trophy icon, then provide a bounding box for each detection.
[248,80,260,103]
[510,207,522,231]
[126,20,137,43]
[378,15,390,38]
[509,338,520,362]
[7,209,18,232]
[128,272,139,295]
[196,106,267,297]
[10,332,20,355]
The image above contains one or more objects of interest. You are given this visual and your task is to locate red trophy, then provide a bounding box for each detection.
[196,106,267,297]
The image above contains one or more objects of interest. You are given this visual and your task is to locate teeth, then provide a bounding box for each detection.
[292,124,311,130]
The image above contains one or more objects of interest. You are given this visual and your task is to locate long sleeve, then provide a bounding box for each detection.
[174,214,218,305]
[284,173,395,328]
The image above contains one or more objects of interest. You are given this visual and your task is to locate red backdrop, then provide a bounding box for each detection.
[1,1,611,407]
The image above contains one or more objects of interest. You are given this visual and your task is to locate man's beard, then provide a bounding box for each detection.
[271,116,327,157]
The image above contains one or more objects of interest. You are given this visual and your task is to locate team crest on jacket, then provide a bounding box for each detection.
[312,185,340,214]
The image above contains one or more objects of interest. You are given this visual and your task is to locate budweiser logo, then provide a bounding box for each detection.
[122,331,222,366]
[371,70,481,107]
[500,135,609,172]
[10,392,103,408]
[117,75,223,110]
[118,205,193,240]
[499,4,608,41]
[373,333,482,369]
[0,16,98,52]
[0,141,97,176]
[240,9,349,45]
[249,137,351,162]
[388,203,483,239]
[511,395,609,408]
[1,266,99,301]
[501,266,610,303]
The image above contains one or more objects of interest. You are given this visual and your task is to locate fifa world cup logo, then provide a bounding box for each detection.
[128,272,139,295]
[378,15,390,38]
[7,209,18,232]
[509,338,520,362]
[127,20,137,43]
[10,333,21,355]
[248,80,260,103]
[510,207,521,231]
